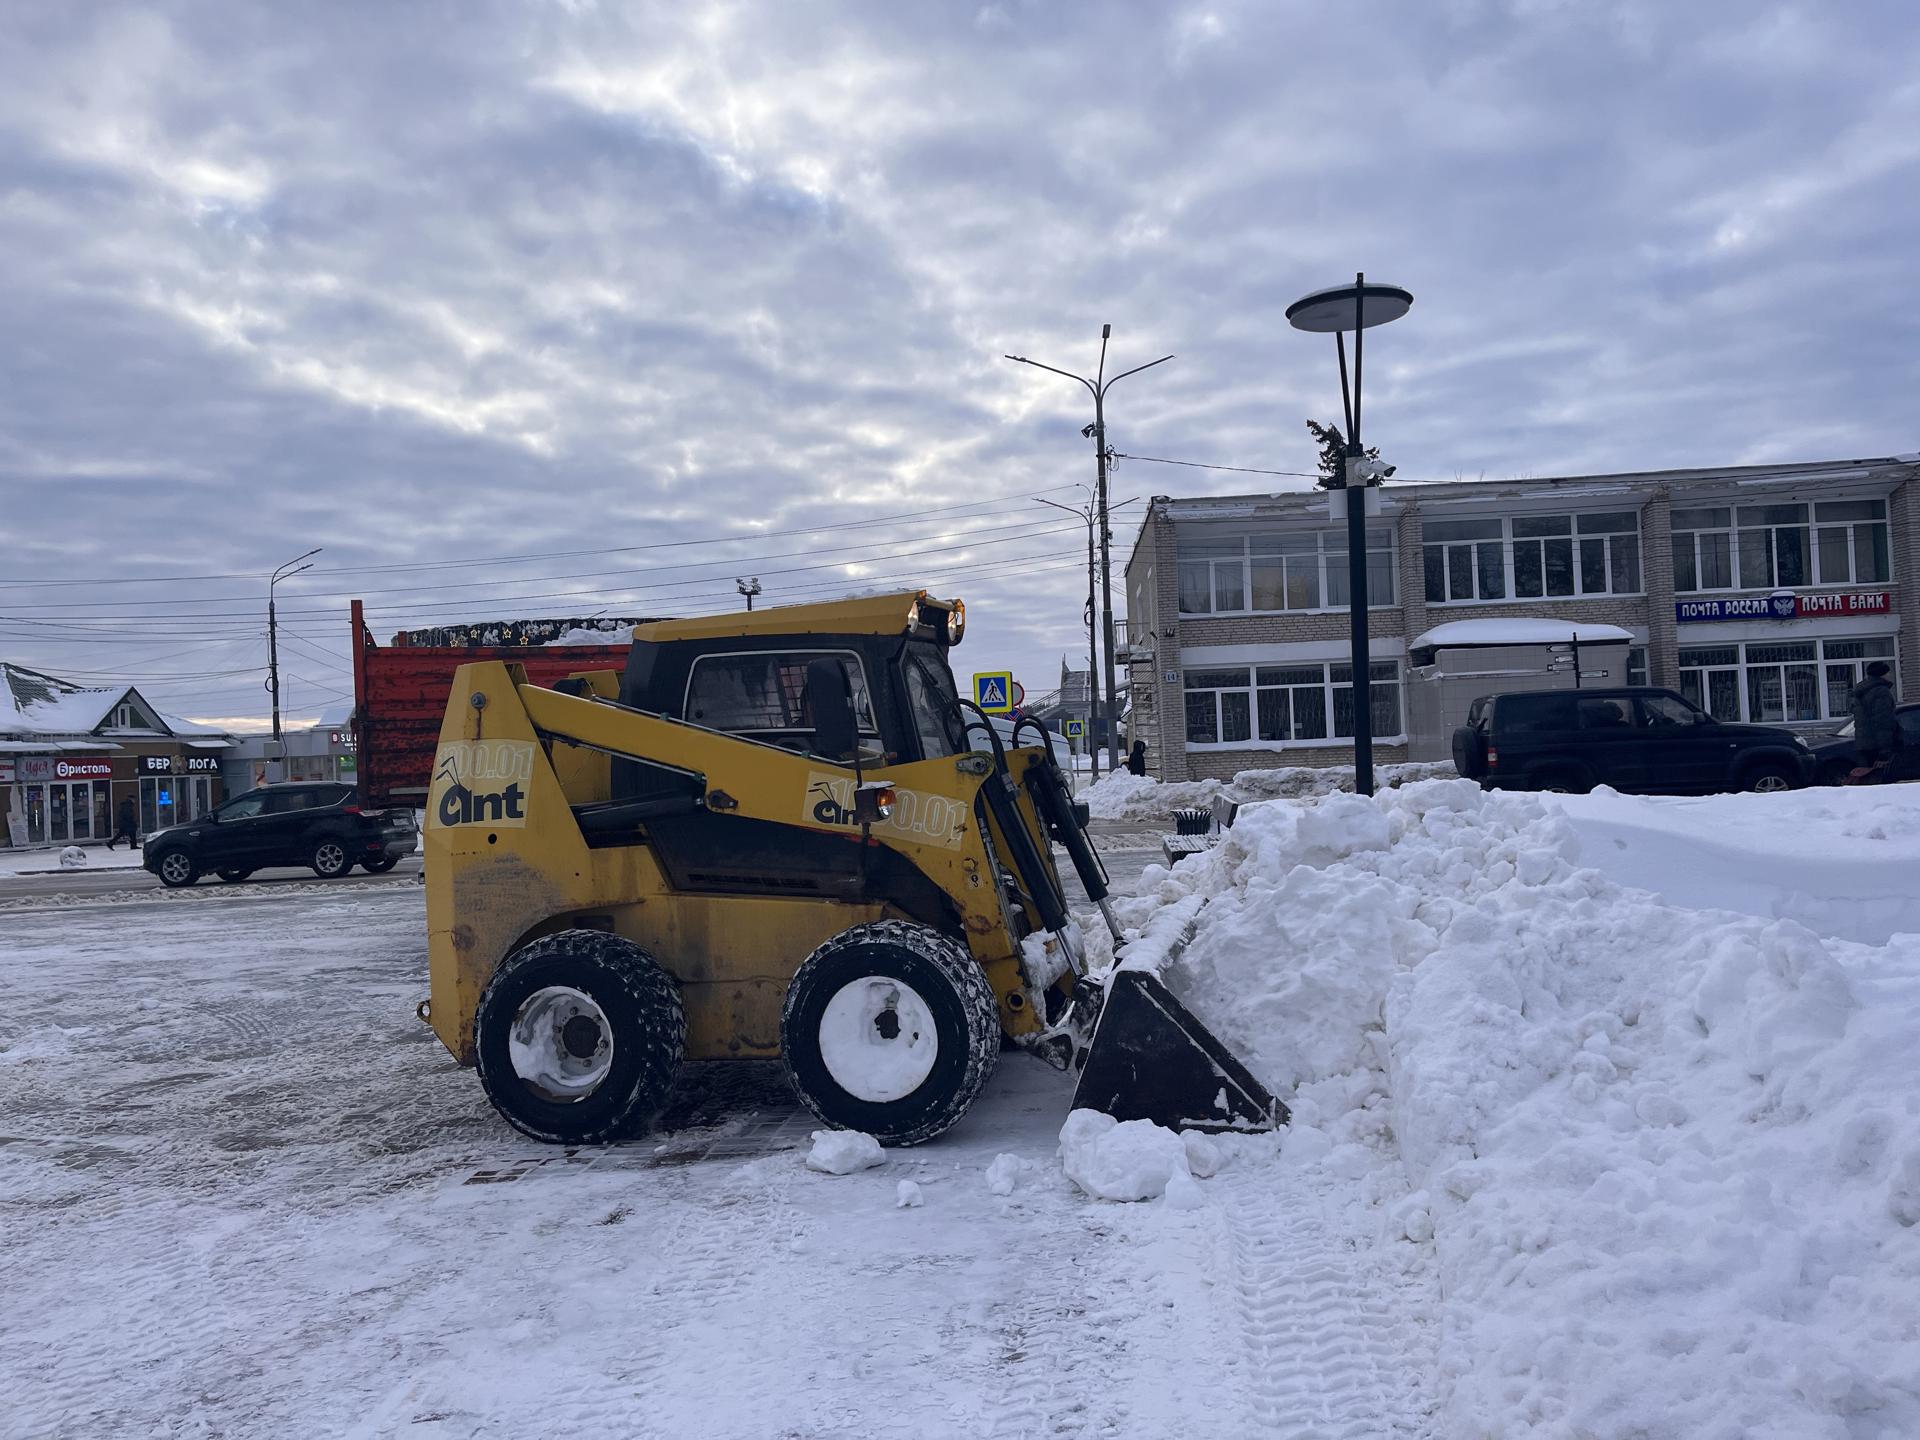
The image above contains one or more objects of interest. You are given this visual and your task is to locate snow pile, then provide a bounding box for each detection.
[1059,1110,1208,1205]
[1080,761,1454,821]
[893,1180,923,1208]
[57,846,87,869]
[984,1152,1033,1196]
[805,1130,886,1175]
[543,624,633,646]
[1116,780,1920,1434]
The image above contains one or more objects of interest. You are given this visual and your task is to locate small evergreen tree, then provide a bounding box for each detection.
[1305,420,1380,489]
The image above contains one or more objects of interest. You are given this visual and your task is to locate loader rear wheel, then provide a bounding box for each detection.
[474,930,685,1145]
[781,920,999,1147]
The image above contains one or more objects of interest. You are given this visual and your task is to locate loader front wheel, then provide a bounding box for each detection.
[474,930,685,1145]
[781,921,999,1147]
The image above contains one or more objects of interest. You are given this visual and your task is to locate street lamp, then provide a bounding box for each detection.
[737,577,763,611]
[1286,274,1413,796]
[268,547,322,776]
[1038,490,1138,780]
[1007,327,1173,773]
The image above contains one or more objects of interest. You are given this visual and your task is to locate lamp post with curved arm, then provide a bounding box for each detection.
[268,548,322,777]
[1008,327,1173,772]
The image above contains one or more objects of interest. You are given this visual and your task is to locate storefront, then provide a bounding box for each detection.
[132,751,226,833]
[11,752,116,845]
[1674,591,1897,726]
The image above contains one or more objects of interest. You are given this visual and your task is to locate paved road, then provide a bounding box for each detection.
[0,853,423,902]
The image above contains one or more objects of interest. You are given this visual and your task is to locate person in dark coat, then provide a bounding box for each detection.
[107,796,139,850]
[1126,739,1148,777]
[1848,660,1899,774]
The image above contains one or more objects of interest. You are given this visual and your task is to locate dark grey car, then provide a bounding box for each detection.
[143,782,416,888]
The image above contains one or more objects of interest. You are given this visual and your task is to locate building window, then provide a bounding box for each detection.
[1627,646,1648,687]
[1811,500,1891,586]
[1185,661,1404,747]
[1678,637,1894,723]
[1673,499,1887,594]
[1178,529,1397,615]
[1422,511,1642,604]
[112,703,134,729]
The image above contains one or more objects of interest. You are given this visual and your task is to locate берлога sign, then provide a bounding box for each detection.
[1677,591,1890,623]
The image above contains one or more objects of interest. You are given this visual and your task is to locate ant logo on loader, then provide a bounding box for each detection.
[808,779,854,826]
[430,740,536,829]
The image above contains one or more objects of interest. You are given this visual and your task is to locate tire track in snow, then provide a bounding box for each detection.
[1222,1171,1436,1439]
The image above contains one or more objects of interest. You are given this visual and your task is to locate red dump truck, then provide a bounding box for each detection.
[349,599,647,809]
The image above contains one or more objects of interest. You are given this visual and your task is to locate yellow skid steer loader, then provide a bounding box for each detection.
[420,590,1279,1145]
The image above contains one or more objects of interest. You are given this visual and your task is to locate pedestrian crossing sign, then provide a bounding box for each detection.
[1062,719,1086,740]
[973,671,1015,715]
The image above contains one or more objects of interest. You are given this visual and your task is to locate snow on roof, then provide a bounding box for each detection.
[1410,619,1635,650]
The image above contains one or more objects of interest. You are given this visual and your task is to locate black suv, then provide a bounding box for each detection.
[1452,688,1813,795]
[143,782,417,888]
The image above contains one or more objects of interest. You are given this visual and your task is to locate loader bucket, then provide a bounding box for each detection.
[1070,969,1286,1133]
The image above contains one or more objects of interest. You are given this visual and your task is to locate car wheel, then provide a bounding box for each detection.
[216,869,253,883]
[311,839,351,878]
[361,856,399,874]
[781,920,1000,1147]
[155,850,199,888]
[474,930,685,1145]
[1742,763,1796,794]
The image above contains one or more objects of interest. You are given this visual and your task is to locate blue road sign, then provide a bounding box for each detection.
[973,671,1014,715]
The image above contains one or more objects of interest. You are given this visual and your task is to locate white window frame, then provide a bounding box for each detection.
[1176,529,1398,617]
[1669,499,1890,595]
[1677,637,1896,724]
[1183,660,1406,750]
[1811,499,1892,588]
[1422,510,1644,606]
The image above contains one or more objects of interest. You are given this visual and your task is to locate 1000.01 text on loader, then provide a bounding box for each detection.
[421,591,1279,1145]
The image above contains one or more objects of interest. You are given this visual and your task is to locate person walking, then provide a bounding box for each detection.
[1126,739,1148,777]
[1846,660,1899,783]
[107,795,140,850]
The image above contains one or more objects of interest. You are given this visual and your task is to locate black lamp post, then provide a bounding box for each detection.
[1286,274,1412,795]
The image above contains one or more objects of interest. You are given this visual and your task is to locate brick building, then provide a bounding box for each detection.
[1123,456,1918,781]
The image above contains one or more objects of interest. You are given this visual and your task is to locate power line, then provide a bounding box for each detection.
[0,511,1085,614]
[1112,451,1317,479]
[0,484,1086,591]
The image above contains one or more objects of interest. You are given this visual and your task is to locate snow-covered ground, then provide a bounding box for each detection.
[6,783,1919,1437]
[1082,761,1457,821]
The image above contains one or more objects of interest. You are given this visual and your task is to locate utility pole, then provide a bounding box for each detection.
[1007,327,1173,773]
[1038,490,1099,779]
[268,548,321,779]
[737,577,762,611]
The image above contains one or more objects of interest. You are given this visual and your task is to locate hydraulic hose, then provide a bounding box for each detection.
[948,698,1068,933]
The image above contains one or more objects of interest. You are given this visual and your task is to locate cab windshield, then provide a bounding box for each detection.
[903,642,962,760]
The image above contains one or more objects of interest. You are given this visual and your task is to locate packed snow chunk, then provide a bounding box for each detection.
[1179,1131,1222,1179]
[984,1152,1034,1196]
[1079,762,1455,822]
[58,846,87,869]
[805,1130,886,1175]
[1162,1170,1206,1211]
[1059,1110,1194,1203]
[894,1180,923,1209]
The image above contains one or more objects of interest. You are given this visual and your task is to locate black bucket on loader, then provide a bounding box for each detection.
[1071,969,1286,1133]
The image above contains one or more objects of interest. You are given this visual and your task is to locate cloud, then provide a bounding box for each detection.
[0,1,1915,726]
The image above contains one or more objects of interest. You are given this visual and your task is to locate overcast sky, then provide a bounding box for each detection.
[3,1,1916,732]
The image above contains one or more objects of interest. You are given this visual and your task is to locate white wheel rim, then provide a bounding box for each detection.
[161,855,190,883]
[817,977,939,1103]
[317,843,345,872]
[1753,774,1789,793]
[508,985,614,1102]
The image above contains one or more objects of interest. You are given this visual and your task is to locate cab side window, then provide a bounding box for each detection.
[265,789,316,815]
[1499,694,1578,732]
[221,793,267,820]
[685,651,881,758]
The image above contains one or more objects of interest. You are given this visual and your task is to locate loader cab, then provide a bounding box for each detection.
[617,627,966,768]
